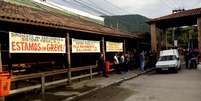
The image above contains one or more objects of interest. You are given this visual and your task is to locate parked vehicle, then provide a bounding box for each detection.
[155,49,181,73]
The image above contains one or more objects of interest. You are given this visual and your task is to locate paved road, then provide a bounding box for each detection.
[75,69,201,101]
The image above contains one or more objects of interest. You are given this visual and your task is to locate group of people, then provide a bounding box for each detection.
[184,48,200,69]
[113,52,129,74]
[97,50,157,77]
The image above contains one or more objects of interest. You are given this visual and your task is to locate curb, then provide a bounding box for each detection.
[63,68,155,101]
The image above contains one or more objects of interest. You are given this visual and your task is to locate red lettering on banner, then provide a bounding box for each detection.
[25,42,29,50]
[12,42,16,51]
[16,42,21,51]
[11,41,42,52]
[47,44,63,52]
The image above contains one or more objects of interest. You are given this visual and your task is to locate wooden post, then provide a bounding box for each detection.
[158,29,162,51]
[8,53,12,74]
[90,66,92,79]
[0,44,2,72]
[123,39,126,54]
[0,97,4,101]
[172,27,175,47]
[41,74,45,95]
[66,33,71,84]
[197,17,201,52]
[101,37,105,60]
[150,23,157,52]
[0,44,4,101]
[164,29,168,49]
[161,29,167,49]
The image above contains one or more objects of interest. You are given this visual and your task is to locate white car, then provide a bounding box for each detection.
[155,49,181,73]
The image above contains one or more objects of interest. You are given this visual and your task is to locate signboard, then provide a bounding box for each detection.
[72,38,100,53]
[106,41,123,52]
[9,32,66,53]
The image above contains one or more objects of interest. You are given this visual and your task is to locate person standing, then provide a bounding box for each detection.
[124,52,129,72]
[185,49,190,69]
[114,53,121,74]
[97,53,108,77]
[119,53,125,71]
[139,51,145,72]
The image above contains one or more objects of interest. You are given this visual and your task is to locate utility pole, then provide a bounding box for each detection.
[116,20,119,31]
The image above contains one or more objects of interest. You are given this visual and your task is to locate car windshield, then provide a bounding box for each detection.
[159,55,177,61]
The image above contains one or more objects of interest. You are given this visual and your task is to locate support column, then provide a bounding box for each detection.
[162,29,167,49]
[0,43,4,101]
[197,17,201,51]
[158,29,162,51]
[41,75,45,95]
[66,33,71,84]
[123,39,126,54]
[150,23,157,52]
[165,29,167,49]
[172,27,175,47]
[101,37,105,60]
[0,44,2,72]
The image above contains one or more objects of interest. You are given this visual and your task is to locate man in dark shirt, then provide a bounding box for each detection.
[97,53,108,77]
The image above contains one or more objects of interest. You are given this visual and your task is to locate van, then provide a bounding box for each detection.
[155,49,181,73]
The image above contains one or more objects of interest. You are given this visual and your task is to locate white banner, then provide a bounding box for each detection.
[72,38,100,53]
[9,32,66,53]
[106,41,123,52]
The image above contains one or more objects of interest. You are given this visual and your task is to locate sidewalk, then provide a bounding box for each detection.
[8,69,153,101]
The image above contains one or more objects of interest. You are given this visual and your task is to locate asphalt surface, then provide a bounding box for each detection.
[75,68,201,101]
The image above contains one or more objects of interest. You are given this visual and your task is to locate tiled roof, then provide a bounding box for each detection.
[150,7,201,22]
[0,1,137,38]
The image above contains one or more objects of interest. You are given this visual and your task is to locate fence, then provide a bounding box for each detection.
[10,65,99,95]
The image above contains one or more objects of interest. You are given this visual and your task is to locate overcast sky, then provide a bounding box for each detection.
[49,0,201,18]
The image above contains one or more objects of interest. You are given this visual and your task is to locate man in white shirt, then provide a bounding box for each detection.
[114,53,121,74]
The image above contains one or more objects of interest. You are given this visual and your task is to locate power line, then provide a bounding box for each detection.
[83,0,115,15]
[72,0,134,26]
[73,0,111,15]
[103,0,145,14]
[167,0,179,9]
[178,0,184,8]
[63,0,111,15]
[162,0,175,9]
[175,0,181,8]
[103,0,130,14]
[63,0,147,32]
[191,0,201,8]
[101,0,146,30]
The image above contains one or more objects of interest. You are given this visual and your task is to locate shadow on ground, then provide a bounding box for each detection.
[6,85,96,101]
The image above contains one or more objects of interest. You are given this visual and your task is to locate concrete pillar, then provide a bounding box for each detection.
[197,17,201,51]
[150,23,157,52]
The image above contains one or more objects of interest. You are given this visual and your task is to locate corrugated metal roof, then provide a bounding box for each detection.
[0,1,137,38]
